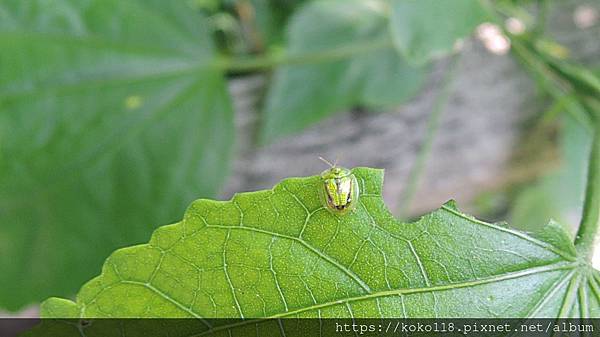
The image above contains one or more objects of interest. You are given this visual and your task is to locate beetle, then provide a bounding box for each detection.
[319,157,359,214]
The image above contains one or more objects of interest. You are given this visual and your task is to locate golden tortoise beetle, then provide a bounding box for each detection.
[319,157,359,214]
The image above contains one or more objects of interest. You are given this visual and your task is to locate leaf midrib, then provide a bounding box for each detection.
[188,261,578,336]
[0,31,199,57]
[160,213,582,321]
[0,32,211,102]
[524,269,577,318]
[0,77,209,214]
[199,205,576,295]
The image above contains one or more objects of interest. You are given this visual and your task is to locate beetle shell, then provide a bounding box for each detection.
[320,167,359,214]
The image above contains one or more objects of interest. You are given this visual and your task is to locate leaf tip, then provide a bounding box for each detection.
[442,199,460,211]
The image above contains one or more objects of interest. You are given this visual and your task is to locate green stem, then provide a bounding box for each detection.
[510,39,593,131]
[575,118,600,260]
[397,52,462,219]
[480,0,600,259]
[479,0,593,130]
[215,38,392,72]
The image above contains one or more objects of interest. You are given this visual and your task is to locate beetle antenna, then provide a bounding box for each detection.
[318,156,335,168]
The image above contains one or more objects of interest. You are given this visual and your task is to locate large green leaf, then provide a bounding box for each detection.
[0,0,233,310]
[390,0,487,63]
[38,168,599,329]
[260,0,425,143]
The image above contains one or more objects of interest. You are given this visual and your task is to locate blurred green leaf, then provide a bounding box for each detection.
[0,0,233,310]
[543,54,600,97]
[390,0,487,63]
[35,168,598,325]
[246,0,308,48]
[511,116,591,232]
[260,0,425,143]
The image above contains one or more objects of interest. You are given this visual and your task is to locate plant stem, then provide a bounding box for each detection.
[397,52,462,219]
[479,0,593,130]
[575,117,600,260]
[215,38,392,72]
[510,39,593,131]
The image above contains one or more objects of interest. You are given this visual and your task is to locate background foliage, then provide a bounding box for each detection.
[0,0,599,314]
[0,0,234,311]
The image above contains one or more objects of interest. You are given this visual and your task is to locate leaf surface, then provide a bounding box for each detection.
[39,168,599,331]
[260,0,425,143]
[0,0,233,310]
